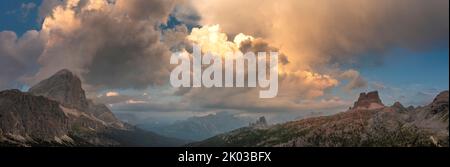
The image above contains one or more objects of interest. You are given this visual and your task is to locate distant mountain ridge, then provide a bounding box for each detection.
[0,69,184,146]
[190,91,449,147]
[139,112,251,141]
[2,70,447,147]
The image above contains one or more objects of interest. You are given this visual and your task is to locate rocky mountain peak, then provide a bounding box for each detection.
[352,91,385,110]
[29,69,88,111]
[392,101,404,108]
[249,116,268,128]
[432,91,448,104]
[391,101,407,112]
[28,69,123,126]
[430,91,449,114]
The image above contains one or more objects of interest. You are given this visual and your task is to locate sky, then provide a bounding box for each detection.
[0,0,448,123]
[0,0,42,35]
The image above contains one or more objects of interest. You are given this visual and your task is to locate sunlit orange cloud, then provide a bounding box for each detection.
[41,0,81,46]
[187,24,239,57]
[24,0,447,113]
[186,24,327,77]
[29,0,174,90]
[186,0,449,110]
[183,25,341,109]
[192,0,449,73]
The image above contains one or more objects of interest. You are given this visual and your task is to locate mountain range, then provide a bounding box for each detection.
[0,69,185,146]
[138,112,252,141]
[1,70,448,147]
[190,91,449,147]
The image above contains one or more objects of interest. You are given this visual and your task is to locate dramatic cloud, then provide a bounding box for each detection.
[339,69,368,92]
[106,91,119,97]
[115,0,177,21]
[0,30,44,89]
[193,0,449,70]
[176,72,343,112]
[1,0,447,121]
[165,0,449,115]
[27,0,178,90]
[168,25,343,112]
[162,25,192,52]
[38,0,63,21]
[239,38,289,65]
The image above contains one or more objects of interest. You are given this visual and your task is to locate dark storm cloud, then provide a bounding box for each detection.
[195,0,449,69]
[29,0,181,90]
[170,1,201,27]
[239,38,290,65]
[115,0,177,22]
[79,11,172,89]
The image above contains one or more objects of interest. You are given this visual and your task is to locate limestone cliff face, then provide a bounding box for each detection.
[1,69,185,146]
[29,69,88,111]
[249,116,268,129]
[429,91,449,115]
[352,91,385,110]
[1,70,122,145]
[0,89,70,143]
[87,100,123,128]
[28,69,123,127]
[410,91,449,133]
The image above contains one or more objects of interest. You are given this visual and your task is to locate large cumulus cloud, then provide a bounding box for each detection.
[193,0,449,71]
[26,0,178,90]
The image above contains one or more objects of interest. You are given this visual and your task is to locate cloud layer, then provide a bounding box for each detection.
[0,30,44,89]
[0,0,448,121]
[193,0,449,70]
[26,0,178,90]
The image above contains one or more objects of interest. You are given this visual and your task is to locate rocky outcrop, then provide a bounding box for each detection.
[28,69,123,128]
[409,91,449,135]
[29,69,88,111]
[191,91,449,147]
[1,69,183,146]
[391,102,408,112]
[249,116,268,129]
[352,91,384,110]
